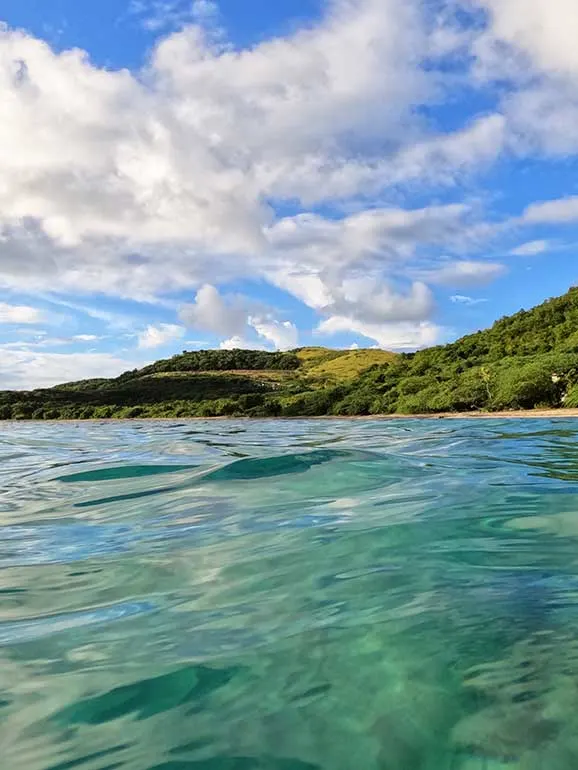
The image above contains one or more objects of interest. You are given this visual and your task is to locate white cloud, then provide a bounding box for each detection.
[219,336,267,351]
[388,114,507,187]
[0,0,511,313]
[450,294,488,305]
[339,279,433,324]
[185,278,441,351]
[469,0,578,156]
[180,285,298,350]
[509,239,550,256]
[0,302,43,324]
[0,349,139,389]
[472,0,578,80]
[504,83,578,156]
[0,0,436,300]
[267,205,471,272]
[0,1,543,352]
[250,318,299,351]
[317,316,442,350]
[73,334,100,342]
[264,204,473,338]
[424,260,506,287]
[523,197,578,224]
[137,323,185,349]
[179,284,247,337]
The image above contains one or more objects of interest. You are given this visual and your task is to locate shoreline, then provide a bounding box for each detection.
[6,409,578,423]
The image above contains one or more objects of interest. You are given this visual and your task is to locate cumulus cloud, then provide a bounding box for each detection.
[0,0,562,353]
[472,0,578,79]
[179,284,248,338]
[317,316,442,350]
[330,280,434,324]
[264,204,473,334]
[469,0,578,156]
[0,3,512,314]
[180,284,298,350]
[249,318,299,351]
[0,0,436,298]
[177,202,484,349]
[0,302,43,324]
[137,323,185,349]
[219,336,267,351]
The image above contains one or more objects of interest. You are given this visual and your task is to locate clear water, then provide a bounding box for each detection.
[3,419,578,769]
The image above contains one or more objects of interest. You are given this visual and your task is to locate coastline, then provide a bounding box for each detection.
[7,408,578,423]
[379,408,578,420]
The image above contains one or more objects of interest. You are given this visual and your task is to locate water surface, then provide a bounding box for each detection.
[2,418,578,769]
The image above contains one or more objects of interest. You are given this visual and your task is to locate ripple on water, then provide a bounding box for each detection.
[1,419,578,769]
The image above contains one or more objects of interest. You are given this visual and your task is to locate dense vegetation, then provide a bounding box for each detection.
[4,288,578,419]
[118,349,301,381]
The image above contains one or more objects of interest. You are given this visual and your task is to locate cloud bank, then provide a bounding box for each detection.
[1,0,577,384]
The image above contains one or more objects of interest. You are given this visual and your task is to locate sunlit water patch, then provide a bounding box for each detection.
[2,418,578,768]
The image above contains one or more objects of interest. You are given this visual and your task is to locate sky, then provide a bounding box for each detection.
[1,0,578,388]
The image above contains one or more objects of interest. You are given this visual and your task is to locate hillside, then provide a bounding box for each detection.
[0,347,394,420]
[294,348,397,380]
[336,287,578,415]
[3,288,578,419]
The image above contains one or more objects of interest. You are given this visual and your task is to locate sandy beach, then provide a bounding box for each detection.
[382,409,578,420]
[14,408,578,423]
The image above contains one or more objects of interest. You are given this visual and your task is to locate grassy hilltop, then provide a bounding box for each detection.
[4,288,578,419]
[0,347,395,420]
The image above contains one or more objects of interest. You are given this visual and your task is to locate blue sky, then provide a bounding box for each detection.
[1,0,578,387]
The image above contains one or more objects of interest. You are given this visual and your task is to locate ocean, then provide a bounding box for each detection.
[2,418,578,769]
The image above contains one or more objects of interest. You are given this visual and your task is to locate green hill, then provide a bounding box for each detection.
[4,288,578,419]
[294,347,396,380]
[335,286,578,415]
[0,346,392,420]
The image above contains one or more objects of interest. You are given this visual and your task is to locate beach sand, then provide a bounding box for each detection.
[14,409,578,423]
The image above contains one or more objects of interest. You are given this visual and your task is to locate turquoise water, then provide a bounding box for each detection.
[3,420,578,769]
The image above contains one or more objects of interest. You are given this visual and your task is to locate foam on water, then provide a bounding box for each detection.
[2,418,578,769]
